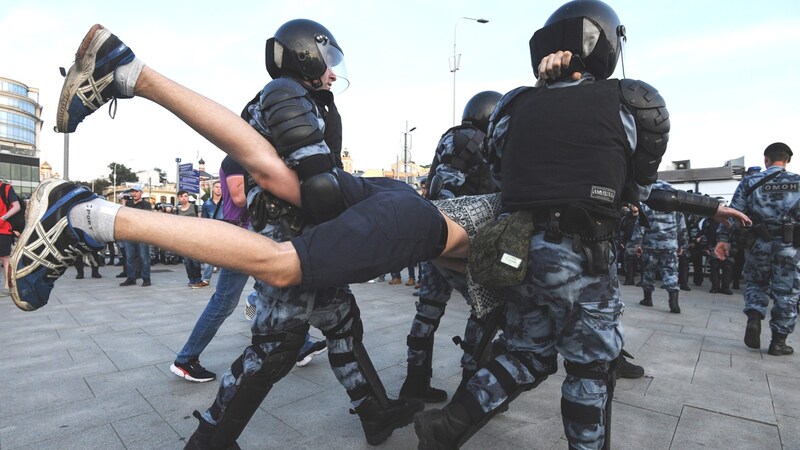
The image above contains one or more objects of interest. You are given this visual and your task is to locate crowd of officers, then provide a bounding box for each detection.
[618,184,753,300]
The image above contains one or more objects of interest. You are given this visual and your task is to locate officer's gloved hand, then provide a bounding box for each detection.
[536,51,584,86]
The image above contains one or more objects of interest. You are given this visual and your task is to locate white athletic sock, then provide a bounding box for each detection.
[114,57,145,98]
[67,198,121,244]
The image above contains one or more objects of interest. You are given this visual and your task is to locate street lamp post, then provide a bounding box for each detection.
[402,122,417,185]
[451,17,489,126]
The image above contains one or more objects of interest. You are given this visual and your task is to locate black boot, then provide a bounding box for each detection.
[183,410,241,450]
[668,290,680,314]
[708,259,720,293]
[623,254,636,285]
[639,290,653,307]
[678,256,691,291]
[719,263,733,295]
[91,266,102,279]
[75,268,84,279]
[354,395,423,446]
[768,332,794,356]
[414,393,478,450]
[399,364,448,403]
[615,350,645,379]
[744,310,762,349]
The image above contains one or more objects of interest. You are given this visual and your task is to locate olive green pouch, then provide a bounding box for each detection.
[468,210,534,287]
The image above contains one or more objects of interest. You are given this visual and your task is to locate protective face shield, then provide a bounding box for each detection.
[530,0,625,80]
[462,91,503,134]
[265,19,350,94]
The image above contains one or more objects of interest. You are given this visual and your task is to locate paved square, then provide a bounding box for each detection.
[0,265,797,449]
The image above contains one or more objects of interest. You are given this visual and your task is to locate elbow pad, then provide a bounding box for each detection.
[301,171,346,224]
[259,78,325,156]
[621,79,670,185]
[646,189,719,217]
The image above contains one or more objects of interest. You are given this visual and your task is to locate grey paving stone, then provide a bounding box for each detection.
[111,411,184,450]
[1,262,798,449]
[90,328,177,370]
[768,373,800,419]
[673,405,781,449]
[0,392,152,448]
[10,424,125,450]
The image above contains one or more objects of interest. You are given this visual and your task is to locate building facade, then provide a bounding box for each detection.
[0,77,42,197]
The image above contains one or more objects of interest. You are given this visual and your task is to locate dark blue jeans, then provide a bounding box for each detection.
[124,241,150,280]
[183,256,202,284]
[176,268,250,364]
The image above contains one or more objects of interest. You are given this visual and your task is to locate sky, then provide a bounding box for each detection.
[2,0,799,183]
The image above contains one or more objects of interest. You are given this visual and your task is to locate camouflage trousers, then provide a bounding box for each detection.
[464,233,623,449]
[743,238,800,334]
[641,249,679,292]
[202,218,368,425]
[407,261,489,372]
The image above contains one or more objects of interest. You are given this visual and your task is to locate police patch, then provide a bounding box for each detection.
[763,182,800,193]
[590,185,616,203]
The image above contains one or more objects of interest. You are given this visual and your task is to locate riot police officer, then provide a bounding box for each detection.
[704,198,733,295]
[618,204,640,286]
[716,143,800,356]
[634,180,689,313]
[413,2,745,448]
[399,91,502,403]
[184,19,421,449]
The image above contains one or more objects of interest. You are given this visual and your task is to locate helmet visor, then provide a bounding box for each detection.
[316,38,349,94]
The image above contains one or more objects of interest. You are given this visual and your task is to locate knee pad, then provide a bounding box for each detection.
[323,301,390,405]
[208,323,309,448]
[562,359,616,449]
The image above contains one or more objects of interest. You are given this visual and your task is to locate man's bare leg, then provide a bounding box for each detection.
[114,207,301,287]
[132,66,302,206]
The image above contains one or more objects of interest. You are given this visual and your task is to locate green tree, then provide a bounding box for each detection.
[108,162,138,184]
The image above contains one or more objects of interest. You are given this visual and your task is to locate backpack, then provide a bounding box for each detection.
[0,183,25,234]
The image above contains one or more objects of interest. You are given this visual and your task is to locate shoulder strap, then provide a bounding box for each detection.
[0,184,9,208]
[212,198,223,220]
[744,169,784,198]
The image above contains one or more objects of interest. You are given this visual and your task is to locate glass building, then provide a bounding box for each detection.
[0,77,42,197]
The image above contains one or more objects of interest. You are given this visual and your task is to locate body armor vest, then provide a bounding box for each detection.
[500,79,629,219]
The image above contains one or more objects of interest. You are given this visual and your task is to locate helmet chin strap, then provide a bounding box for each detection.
[310,78,323,89]
[617,25,627,78]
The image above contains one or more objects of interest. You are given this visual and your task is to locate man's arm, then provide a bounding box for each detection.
[226,174,247,208]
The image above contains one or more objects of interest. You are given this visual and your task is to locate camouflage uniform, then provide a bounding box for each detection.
[633,183,688,294]
[203,186,367,426]
[454,75,661,449]
[718,165,800,336]
[403,123,499,399]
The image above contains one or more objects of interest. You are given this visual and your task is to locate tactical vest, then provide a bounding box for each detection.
[500,79,629,218]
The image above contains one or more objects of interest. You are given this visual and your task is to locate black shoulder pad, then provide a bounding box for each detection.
[619,79,670,135]
[258,78,325,156]
[489,86,531,124]
[621,79,670,186]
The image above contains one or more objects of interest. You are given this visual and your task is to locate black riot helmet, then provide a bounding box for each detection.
[461,91,502,134]
[530,0,625,80]
[265,19,349,92]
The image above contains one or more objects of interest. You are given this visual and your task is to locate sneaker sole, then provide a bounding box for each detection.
[9,178,65,311]
[169,363,215,383]
[295,347,327,367]
[56,24,110,133]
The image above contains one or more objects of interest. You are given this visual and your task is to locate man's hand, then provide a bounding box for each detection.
[714,205,751,228]
[715,242,731,260]
[535,51,582,87]
[635,245,643,257]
